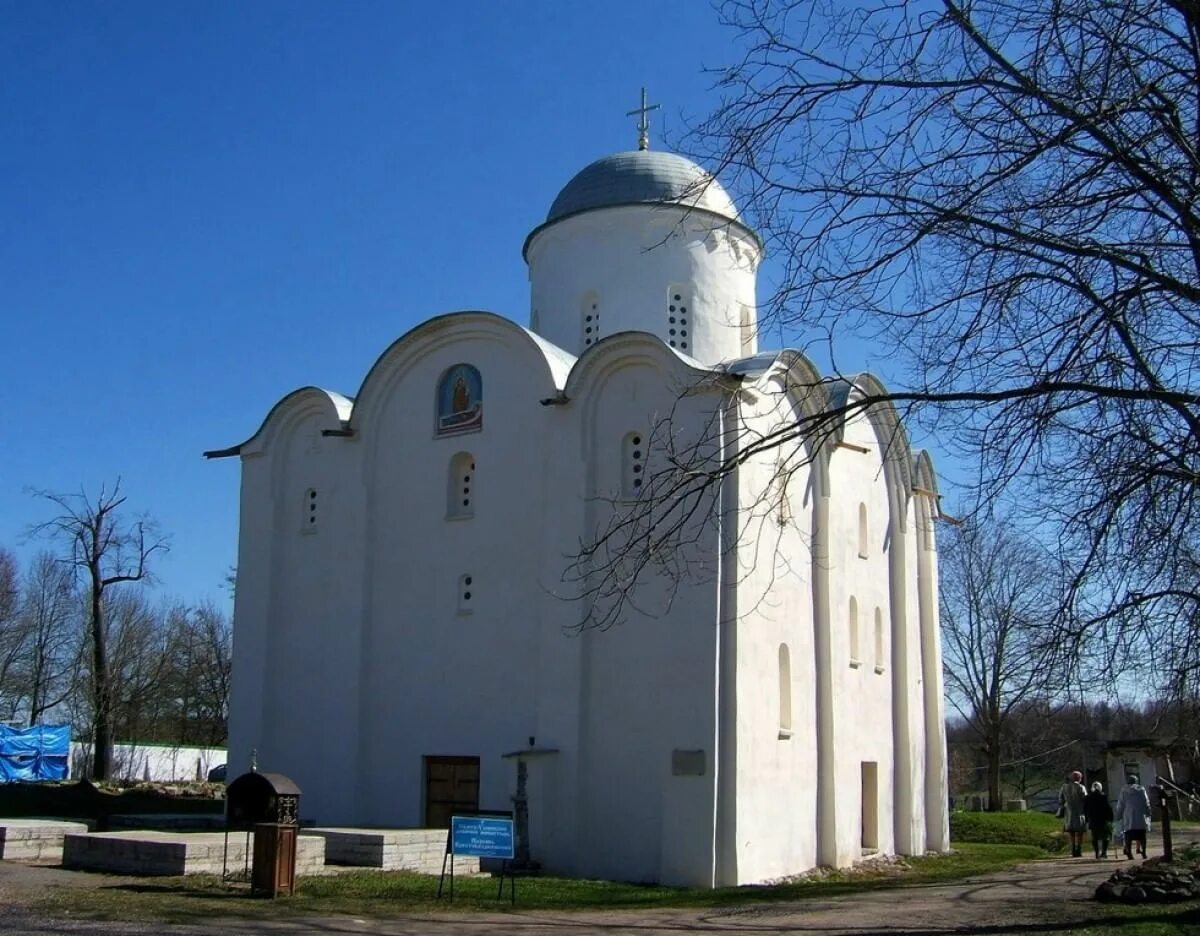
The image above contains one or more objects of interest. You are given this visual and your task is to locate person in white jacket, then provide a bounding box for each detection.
[1117,775,1152,859]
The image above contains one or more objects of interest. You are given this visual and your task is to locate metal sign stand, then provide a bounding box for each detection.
[497,858,515,904]
[437,829,455,901]
[436,813,516,904]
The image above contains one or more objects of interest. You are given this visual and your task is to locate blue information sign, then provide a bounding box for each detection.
[450,815,515,859]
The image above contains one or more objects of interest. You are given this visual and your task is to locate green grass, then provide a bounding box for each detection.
[25,813,1198,929]
[32,843,1042,923]
[950,808,1070,852]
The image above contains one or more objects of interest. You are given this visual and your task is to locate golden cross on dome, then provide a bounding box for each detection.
[625,87,661,151]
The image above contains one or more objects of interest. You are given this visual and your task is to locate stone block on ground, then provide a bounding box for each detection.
[301,827,480,875]
[0,819,92,864]
[62,829,327,877]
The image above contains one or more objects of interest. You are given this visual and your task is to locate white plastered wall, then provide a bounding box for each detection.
[826,410,897,866]
[228,394,365,823]
[916,486,950,851]
[351,322,552,840]
[730,379,820,882]
[902,499,929,853]
[526,207,759,365]
[565,345,722,886]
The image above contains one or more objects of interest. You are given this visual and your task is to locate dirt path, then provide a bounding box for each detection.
[1,831,1197,935]
[196,855,1183,935]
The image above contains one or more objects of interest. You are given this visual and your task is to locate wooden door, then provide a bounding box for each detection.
[424,755,480,828]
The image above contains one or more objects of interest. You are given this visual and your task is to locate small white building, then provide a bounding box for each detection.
[209,140,949,887]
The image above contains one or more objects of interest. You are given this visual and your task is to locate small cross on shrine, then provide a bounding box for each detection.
[626,87,661,151]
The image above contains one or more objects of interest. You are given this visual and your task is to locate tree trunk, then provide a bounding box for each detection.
[986,737,1002,811]
[90,573,112,781]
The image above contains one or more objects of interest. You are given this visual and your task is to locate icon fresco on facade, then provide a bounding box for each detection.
[436,364,483,436]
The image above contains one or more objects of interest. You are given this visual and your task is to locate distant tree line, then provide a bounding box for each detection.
[0,481,231,779]
[947,695,1200,808]
[940,513,1200,809]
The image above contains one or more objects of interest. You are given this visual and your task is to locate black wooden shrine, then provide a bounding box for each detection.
[226,771,301,828]
[222,772,302,888]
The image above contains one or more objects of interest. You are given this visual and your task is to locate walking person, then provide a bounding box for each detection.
[1117,774,1152,859]
[1084,781,1114,858]
[1058,770,1088,857]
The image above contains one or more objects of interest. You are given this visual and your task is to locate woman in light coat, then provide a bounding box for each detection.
[1058,770,1088,857]
[1117,775,1152,859]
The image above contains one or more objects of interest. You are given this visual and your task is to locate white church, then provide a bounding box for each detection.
[209,114,950,887]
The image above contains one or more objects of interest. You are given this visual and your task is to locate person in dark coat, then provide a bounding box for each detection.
[1084,781,1114,858]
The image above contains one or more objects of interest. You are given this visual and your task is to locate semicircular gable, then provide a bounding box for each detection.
[743,349,833,499]
[565,331,722,473]
[825,373,914,527]
[350,311,574,433]
[911,449,941,548]
[563,329,715,400]
[911,449,939,501]
[209,386,353,459]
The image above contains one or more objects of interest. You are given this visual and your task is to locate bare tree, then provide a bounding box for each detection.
[0,547,26,718]
[104,591,172,746]
[677,0,1200,687]
[32,482,168,779]
[16,552,81,726]
[146,601,232,747]
[940,518,1069,808]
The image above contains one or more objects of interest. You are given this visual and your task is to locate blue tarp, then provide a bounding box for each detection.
[0,724,70,782]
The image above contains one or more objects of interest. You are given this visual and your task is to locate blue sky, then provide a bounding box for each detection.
[1,1,904,608]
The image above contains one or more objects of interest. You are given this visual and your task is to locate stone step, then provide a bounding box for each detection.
[0,819,93,863]
[62,830,328,877]
[302,827,480,874]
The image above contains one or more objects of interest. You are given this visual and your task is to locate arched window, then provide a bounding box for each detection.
[775,455,792,525]
[778,644,793,738]
[849,596,861,667]
[858,502,869,558]
[874,607,885,673]
[446,452,475,520]
[739,303,754,354]
[622,431,646,497]
[435,363,483,437]
[301,487,319,533]
[667,285,690,352]
[581,291,601,349]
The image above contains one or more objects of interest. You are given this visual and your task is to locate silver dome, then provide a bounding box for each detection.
[545,150,741,223]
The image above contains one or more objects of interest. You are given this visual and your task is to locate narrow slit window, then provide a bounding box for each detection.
[778,644,792,738]
[849,596,861,667]
[739,303,754,354]
[775,455,792,525]
[581,291,600,350]
[622,431,646,497]
[874,607,885,673]
[446,452,476,520]
[858,502,869,558]
[458,574,474,614]
[667,285,690,352]
[302,487,318,533]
